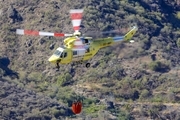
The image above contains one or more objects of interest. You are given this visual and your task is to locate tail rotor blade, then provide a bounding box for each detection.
[16,29,72,37]
[70,9,83,32]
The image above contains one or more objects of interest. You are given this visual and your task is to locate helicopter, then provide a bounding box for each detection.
[16,9,138,71]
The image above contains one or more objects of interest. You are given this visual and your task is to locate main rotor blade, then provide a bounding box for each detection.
[101,27,130,34]
[85,27,130,35]
[16,29,73,37]
[82,26,135,39]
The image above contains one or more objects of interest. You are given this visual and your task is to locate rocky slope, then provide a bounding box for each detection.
[1,0,180,119]
[0,78,71,120]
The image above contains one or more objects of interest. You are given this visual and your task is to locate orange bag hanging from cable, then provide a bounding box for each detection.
[72,101,82,114]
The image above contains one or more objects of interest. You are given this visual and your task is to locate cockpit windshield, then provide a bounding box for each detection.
[53,50,62,57]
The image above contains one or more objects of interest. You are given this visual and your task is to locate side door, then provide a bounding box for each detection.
[61,49,72,64]
[72,49,85,61]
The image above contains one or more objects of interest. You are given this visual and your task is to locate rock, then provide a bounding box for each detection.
[151,53,156,61]
[51,1,60,9]
[7,5,23,23]
[26,40,32,47]
[27,51,31,54]
[125,69,142,79]
[8,5,15,18]
[49,43,55,50]
[106,101,114,109]
[35,63,40,67]
[39,39,45,45]
[42,70,49,75]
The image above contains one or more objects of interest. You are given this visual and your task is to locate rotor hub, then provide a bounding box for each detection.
[73,31,81,37]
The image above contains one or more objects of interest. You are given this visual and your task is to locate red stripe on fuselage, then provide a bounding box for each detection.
[73,45,84,48]
[24,30,39,35]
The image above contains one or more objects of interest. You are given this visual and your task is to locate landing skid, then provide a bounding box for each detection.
[56,62,60,71]
[72,62,91,74]
[55,61,90,71]
[71,61,91,68]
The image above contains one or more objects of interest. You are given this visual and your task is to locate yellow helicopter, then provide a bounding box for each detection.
[16,9,138,71]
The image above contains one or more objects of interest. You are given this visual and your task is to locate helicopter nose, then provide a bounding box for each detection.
[48,55,59,63]
[48,57,54,62]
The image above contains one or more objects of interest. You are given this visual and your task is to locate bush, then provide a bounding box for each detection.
[176,12,180,19]
[149,61,161,71]
[177,38,180,48]
[148,61,170,72]
[57,73,72,86]
[139,89,150,100]
[0,68,5,76]
[84,103,105,114]
[150,95,164,102]
[27,72,43,82]
[117,109,132,120]
[52,109,61,118]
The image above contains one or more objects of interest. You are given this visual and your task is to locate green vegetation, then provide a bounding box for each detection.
[1,0,180,119]
[84,103,105,114]
[117,110,131,120]
[148,61,170,72]
[177,38,180,48]
[57,73,73,86]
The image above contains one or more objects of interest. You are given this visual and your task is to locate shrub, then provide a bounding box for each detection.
[117,109,132,120]
[52,109,61,118]
[57,73,72,86]
[177,38,180,48]
[0,68,5,76]
[148,61,170,72]
[139,89,150,100]
[150,95,164,102]
[176,12,180,19]
[84,103,105,114]
[27,72,43,82]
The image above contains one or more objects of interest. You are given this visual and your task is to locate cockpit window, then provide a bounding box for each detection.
[60,53,63,58]
[64,52,67,57]
[53,50,61,56]
[60,52,67,58]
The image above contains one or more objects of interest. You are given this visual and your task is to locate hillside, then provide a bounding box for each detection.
[1,0,180,119]
[0,78,71,120]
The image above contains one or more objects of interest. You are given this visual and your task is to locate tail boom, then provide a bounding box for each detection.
[112,26,138,43]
